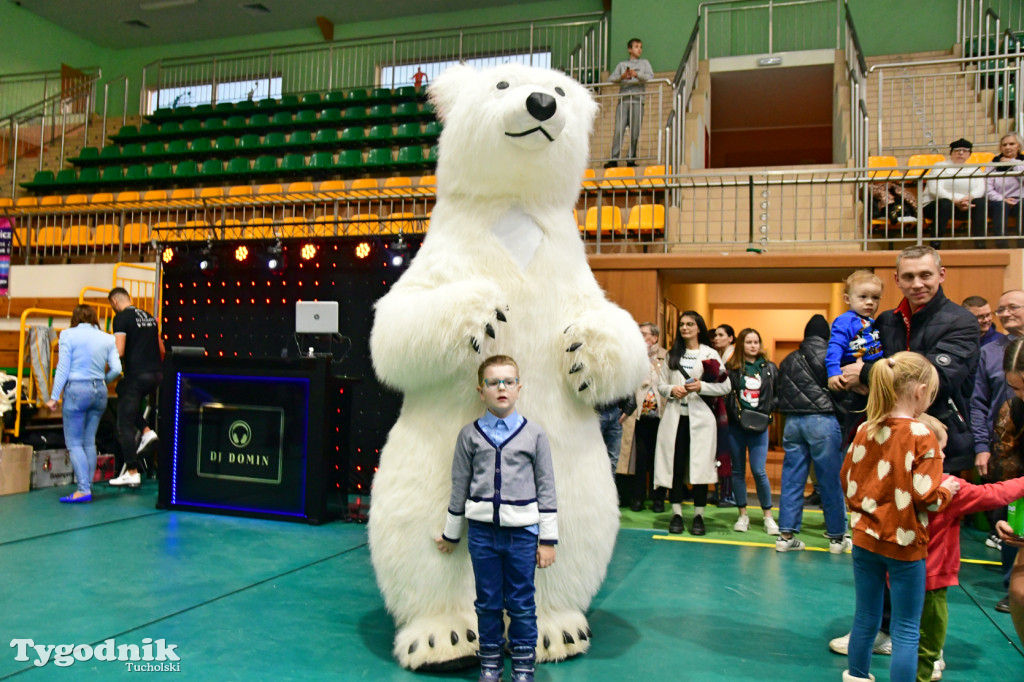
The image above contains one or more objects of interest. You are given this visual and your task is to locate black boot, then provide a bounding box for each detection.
[478,643,503,682]
[510,645,535,682]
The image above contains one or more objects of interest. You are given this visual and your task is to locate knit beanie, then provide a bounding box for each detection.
[804,314,830,341]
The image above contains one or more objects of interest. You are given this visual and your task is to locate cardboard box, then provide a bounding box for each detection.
[0,444,33,495]
[31,449,74,489]
[93,454,115,483]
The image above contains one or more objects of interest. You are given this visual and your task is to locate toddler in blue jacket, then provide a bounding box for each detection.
[437,355,557,682]
[827,270,885,393]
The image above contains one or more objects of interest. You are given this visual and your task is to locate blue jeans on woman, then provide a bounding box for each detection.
[62,379,108,495]
[778,414,847,538]
[729,423,772,509]
[850,546,926,682]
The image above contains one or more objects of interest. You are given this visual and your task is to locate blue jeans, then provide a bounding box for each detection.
[850,546,926,682]
[467,521,539,649]
[778,414,847,538]
[62,379,108,495]
[598,406,622,470]
[729,424,772,509]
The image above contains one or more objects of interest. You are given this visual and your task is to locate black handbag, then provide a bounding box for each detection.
[738,406,771,432]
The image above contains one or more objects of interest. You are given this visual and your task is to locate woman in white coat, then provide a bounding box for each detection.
[653,311,731,535]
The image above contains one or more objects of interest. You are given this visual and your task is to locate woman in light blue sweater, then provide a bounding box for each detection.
[45,305,122,503]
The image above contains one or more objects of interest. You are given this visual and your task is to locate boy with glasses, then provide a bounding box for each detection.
[437,355,557,682]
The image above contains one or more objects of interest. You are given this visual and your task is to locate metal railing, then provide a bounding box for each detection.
[844,1,869,168]
[588,80,671,166]
[5,73,103,199]
[869,54,1023,157]
[960,0,1024,54]
[12,263,157,438]
[700,0,843,60]
[0,67,100,120]
[100,75,131,148]
[139,13,607,114]
[670,20,702,174]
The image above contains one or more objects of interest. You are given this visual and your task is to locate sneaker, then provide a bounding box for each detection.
[828,631,892,656]
[986,533,1003,550]
[733,515,750,532]
[764,516,780,535]
[690,515,706,536]
[775,535,805,552]
[997,595,1011,613]
[109,470,141,487]
[137,429,158,454]
[829,537,853,554]
[668,514,684,534]
[931,649,944,680]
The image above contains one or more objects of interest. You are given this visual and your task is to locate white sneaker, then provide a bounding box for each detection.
[137,429,159,454]
[109,470,141,487]
[830,537,853,554]
[986,533,1003,550]
[931,649,944,680]
[733,515,750,532]
[828,631,892,656]
[775,535,805,552]
[764,516,780,535]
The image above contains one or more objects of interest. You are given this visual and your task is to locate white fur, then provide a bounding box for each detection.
[367,63,649,670]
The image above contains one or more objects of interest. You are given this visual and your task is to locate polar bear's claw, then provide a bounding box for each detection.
[394,614,480,670]
[535,611,591,662]
[495,309,507,322]
[566,341,583,353]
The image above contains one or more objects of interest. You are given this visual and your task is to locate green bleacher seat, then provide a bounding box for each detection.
[125,164,148,182]
[396,145,424,167]
[139,123,159,136]
[309,152,334,170]
[160,121,181,134]
[253,155,278,174]
[426,145,438,163]
[423,121,442,137]
[296,110,318,126]
[204,118,224,132]
[154,107,173,118]
[79,167,101,184]
[194,104,214,116]
[167,140,189,155]
[249,113,271,128]
[123,143,144,158]
[314,129,338,145]
[32,170,55,186]
[263,132,287,148]
[77,146,99,160]
[215,102,235,114]
[345,89,368,103]
[302,93,321,106]
[235,100,256,114]
[239,134,261,150]
[282,154,306,173]
[288,130,313,148]
[394,101,420,119]
[191,138,213,153]
[340,127,365,142]
[174,160,198,178]
[421,102,436,117]
[215,136,236,153]
[336,149,362,169]
[116,125,138,138]
[201,159,225,176]
[395,86,418,100]
[55,169,77,184]
[343,107,367,122]
[367,125,393,142]
[320,108,342,123]
[370,88,392,101]
[225,157,251,176]
[144,141,166,157]
[99,145,121,160]
[363,147,393,169]
[173,105,193,117]
[394,122,421,140]
[368,104,393,120]
[101,166,123,183]
[271,111,293,126]
[225,115,247,130]
[150,162,173,181]
[183,119,203,133]
[280,95,299,108]
[326,91,346,104]
[258,98,278,110]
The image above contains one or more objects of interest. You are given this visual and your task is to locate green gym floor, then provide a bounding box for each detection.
[0,484,1021,681]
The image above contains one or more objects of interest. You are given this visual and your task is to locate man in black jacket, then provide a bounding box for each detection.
[843,245,980,472]
[775,315,850,553]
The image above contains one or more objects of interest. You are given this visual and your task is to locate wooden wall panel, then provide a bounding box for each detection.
[592,269,658,325]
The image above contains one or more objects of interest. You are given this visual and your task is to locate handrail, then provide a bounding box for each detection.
[101,75,130,147]
[0,67,100,81]
[13,307,71,438]
[844,1,867,76]
[675,20,702,87]
[868,52,1021,72]
[587,78,673,90]
[4,72,102,123]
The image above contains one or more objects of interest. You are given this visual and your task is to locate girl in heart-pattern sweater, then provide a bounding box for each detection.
[840,352,960,682]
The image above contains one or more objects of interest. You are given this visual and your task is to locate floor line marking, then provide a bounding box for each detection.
[0,509,169,547]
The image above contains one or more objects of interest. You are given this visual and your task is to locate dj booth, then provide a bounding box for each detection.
[156,353,352,525]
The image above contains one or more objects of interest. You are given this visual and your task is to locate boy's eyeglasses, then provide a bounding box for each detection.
[482,377,519,389]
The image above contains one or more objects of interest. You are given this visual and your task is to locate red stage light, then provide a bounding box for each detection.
[355,242,371,259]
[235,246,248,262]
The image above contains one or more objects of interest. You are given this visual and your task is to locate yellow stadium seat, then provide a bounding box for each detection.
[582,168,597,190]
[151,221,181,241]
[278,216,308,238]
[968,151,995,166]
[35,226,65,248]
[64,194,88,206]
[92,223,120,246]
[382,212,421,234]
[313,215,341,237]
[142,190,169,207]
[351,178,378,198]
[868,156,901,180]
[123,223,151,246]
[216,219,244,240]
[38,195,62,207]
[639,165,671,187]
[245,217,275,239]
[599,166,638,189]
[15,197,38,207]
[626,204,666,235]
[0,197,11,209]
[350,213,380,235]
[63,224,93,246]
[383,177,414,197]
[904,154,945,179]
[88,192,113,206]
[115,191,141,205]
[200,187,225,199]
[317,180,347,199]
[584,206,623,236]
[258,184,284,195]
[184,219,211,241]
[228,186,255,205]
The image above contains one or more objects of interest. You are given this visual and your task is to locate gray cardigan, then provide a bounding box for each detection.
[442,419,558,545]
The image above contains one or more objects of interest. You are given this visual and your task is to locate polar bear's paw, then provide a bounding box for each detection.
[467,306,508,355]
[562,316,625,399]
[393,613,480,671]
[535,610,592,662]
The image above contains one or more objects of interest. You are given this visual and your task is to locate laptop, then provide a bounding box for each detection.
[295,301,338,334]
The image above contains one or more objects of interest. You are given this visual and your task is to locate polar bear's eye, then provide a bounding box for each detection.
[554,87,565,96]
[496,81,509,90]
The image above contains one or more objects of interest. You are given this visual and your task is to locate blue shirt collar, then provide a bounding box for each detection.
[480,409,522,431]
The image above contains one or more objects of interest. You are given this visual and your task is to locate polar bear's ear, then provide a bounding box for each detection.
[428,63,479,123]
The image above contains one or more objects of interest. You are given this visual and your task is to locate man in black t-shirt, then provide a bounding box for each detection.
[107,287,164,487]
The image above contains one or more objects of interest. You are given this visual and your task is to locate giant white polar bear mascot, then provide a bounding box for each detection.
[368,63,649,670]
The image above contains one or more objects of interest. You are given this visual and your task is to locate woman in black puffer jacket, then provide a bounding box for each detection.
[773,315,850,553]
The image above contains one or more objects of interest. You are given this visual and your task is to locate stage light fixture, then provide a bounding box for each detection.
[234,245,249,262]
[300,243,317,260]
[261,241,285,271]
[386,235,410,267]
[355,242,371,259]
[197,249,219,274]
[161,247,174,264]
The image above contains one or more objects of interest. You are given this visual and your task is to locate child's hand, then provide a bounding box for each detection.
[827,375,846,392]
[435,537,456,554]
[536,545,556,568]
[940,477,960,496]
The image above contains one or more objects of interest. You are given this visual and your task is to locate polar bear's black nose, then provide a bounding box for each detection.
[526,92,556,121]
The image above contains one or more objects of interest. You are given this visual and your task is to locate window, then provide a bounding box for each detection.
[380,52,551,89]
[146,77,283,113]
